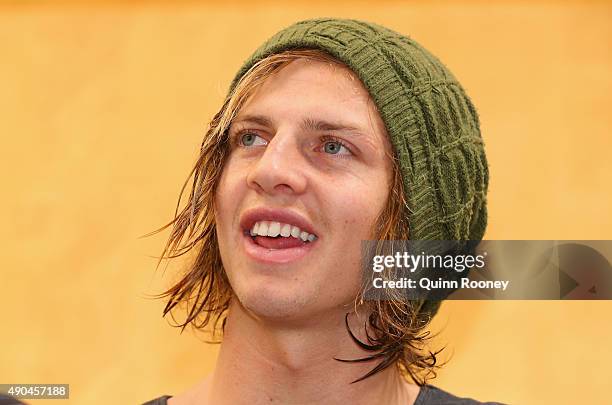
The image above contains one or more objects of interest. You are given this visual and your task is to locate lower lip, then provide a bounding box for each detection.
[241,231,316,265]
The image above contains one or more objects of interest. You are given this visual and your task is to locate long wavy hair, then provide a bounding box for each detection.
[150,49,442,385]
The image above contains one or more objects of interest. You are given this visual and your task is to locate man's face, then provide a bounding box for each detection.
[215,59,392,322]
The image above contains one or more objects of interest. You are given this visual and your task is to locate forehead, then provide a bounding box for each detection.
[236,58,389,145]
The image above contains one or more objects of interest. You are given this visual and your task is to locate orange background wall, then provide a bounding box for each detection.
[1,1,610,404]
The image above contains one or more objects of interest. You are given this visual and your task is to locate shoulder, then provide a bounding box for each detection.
[141,395,172,405]
[415,385,506,405]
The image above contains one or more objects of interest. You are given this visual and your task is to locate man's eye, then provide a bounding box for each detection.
[323,140,350,155]
[240,132,266,147]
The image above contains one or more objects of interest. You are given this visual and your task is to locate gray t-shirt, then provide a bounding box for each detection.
[142,385,505,404]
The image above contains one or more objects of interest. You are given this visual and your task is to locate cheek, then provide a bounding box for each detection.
[334,177,389,234]
[215,163,246,230]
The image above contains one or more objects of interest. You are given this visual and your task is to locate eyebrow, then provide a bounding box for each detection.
[232,114,366,137]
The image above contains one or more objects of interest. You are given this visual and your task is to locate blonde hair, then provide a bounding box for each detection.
[152,49,441,385]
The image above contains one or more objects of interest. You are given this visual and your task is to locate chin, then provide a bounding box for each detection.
[233,281,317,321]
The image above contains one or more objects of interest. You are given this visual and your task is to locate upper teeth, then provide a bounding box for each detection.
[250,221,317,242]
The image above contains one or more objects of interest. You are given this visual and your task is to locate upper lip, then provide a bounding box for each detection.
[240,207,318,236]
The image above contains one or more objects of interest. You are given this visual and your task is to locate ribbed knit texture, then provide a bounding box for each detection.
[228,18,489,317]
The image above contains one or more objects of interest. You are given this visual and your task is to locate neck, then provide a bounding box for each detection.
[203,299,419,405]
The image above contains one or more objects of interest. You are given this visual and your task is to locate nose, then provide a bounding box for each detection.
[246,130,307,196]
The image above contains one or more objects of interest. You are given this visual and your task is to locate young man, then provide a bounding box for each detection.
[145,18,495,405]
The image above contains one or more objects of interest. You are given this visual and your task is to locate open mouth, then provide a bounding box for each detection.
[239,208,319,264]
[246,220,317,250]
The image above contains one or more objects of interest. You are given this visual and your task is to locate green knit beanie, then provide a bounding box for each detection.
[228,18,489,317]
